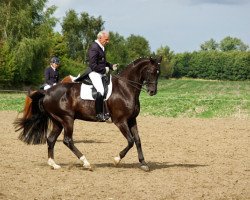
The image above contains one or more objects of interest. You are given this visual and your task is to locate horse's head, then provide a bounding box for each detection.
[142,56,162,96]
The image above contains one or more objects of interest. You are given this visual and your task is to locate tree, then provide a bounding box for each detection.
[219,36,249,52]
[126,34,151,62]
[62,10,104,62]
[106,32,129,68]
[80,12,104,61]
[200,38,219,51]
[0,0,57,85]
[156,45,174,78]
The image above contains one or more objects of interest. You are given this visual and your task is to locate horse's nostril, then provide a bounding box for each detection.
[148,91,155,96]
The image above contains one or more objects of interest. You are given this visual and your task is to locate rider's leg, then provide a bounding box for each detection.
[88,72,109,121]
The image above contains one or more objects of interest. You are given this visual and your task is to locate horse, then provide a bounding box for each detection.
[14,56,162,172]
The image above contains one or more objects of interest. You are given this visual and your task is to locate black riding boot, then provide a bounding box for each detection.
[95,92,110,121]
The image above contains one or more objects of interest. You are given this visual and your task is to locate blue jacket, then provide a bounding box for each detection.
[45,66,59,85]
[87,42,112,74]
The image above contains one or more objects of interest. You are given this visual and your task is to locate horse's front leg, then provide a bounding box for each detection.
[114,121,135,166]
[62,117,92,170]
[129,118,149,172]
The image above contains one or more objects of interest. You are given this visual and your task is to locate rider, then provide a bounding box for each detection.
[43,57,60,90]
[87,30,118,121]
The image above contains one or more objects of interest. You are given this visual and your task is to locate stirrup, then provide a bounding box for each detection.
[96,113,110,122]
[104,113,110,120]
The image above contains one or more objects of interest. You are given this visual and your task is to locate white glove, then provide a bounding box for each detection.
[105,67,110,74]
[112,64,118,71]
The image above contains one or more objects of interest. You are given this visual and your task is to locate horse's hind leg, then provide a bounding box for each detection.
[47,121,63,169]
[62,117,92,170]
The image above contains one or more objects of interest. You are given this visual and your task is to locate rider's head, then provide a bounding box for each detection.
[50,57,60,68]
[97,31,110,46]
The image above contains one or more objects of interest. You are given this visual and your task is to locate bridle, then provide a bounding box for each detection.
[112,63,160,92]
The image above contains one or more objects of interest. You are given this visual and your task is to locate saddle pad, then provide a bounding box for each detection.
[80,76,112,100]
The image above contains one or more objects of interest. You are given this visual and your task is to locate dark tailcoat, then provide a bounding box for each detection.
[74,42,114,82]
[87,42,112,74]
[44,66,59,85]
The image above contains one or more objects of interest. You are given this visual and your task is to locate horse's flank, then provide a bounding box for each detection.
[21,75,74,120]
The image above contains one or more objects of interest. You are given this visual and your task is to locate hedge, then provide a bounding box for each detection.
[172,51,250,80]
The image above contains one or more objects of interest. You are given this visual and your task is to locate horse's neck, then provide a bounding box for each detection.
[120,69,140,83]
[115,61,148,98]
[120,61,148,83]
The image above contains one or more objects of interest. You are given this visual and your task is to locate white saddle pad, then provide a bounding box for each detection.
[80,76,112,100]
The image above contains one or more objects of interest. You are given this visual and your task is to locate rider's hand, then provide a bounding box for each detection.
[105,67,110,74]
[112,64,118,71]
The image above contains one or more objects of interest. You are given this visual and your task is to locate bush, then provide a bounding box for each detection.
[172,51,250,80]
[59,57,86,79]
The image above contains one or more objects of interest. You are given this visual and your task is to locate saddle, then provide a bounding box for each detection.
[82,75,111,100]
[75,74,112,101]
[74,67,111,100]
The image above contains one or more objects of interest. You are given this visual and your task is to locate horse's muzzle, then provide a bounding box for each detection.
[148,89,157,96]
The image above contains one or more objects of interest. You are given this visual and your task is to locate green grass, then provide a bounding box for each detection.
[140,79,250,118]
[1,79,250,118]
[0,92,26,112]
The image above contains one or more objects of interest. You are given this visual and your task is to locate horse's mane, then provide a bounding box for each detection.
[117,57,152,75]
[127,57,149,67]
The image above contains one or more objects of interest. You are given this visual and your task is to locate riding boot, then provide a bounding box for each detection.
[95,92,110,121]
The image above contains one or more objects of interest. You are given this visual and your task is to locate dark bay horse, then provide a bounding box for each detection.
[14,57,162,171]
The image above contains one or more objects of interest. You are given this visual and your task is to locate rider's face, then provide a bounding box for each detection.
[99,34,110,46]
[51,63,59,68]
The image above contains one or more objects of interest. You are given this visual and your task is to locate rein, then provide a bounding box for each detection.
[113,74,146,91]
[112,74,156,92]
[112,59,159,92]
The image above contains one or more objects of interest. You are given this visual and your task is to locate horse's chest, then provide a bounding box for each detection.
[125,100,140,115]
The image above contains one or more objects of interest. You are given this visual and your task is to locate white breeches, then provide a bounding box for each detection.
[44,84,51,90]
[88,71,104,96]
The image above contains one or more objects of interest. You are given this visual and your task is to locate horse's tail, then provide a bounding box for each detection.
[14,90,49,145]
[23,95,32,119]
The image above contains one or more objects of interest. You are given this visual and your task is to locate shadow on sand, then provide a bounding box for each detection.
[38,159,207,171]
[64,161,208,171]
[57,139,108,144]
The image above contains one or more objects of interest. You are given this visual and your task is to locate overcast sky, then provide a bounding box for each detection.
[46,0,250,53]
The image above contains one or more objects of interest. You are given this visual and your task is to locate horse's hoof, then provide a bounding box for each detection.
[113,156,121,166]
[140,165,150,172]
[48,158,61,169]
[83,164,93,171]
[53,164,61,170]
[85,166,93,171]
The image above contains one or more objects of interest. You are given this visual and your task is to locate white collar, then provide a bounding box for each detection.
[95,40,105,51]
[50,65,56,71]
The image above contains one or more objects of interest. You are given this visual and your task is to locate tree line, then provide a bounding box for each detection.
[0,0,249,88]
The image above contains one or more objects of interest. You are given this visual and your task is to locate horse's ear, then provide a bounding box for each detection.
[149,56,155,63]
[156,56,162,64]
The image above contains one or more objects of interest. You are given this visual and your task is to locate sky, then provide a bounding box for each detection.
[46,0,250,53]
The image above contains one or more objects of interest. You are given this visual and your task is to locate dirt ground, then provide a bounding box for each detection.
[0,111,249,200]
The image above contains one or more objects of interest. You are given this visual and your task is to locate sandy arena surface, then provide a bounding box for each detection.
[0,111,249,200]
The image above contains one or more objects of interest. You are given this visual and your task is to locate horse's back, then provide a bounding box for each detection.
[43,83,97,121]
[43,83,80,109]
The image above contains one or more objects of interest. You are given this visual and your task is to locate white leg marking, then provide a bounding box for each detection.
[80,156,91,169]
[48,158,61,169]
[114,156,121,166]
